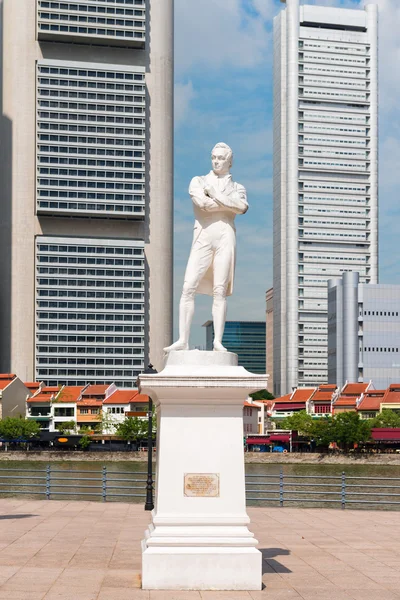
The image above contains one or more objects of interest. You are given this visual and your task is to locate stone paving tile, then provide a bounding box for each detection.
[150,592,202,599]
[0,591,45,600]
[44,592,98,600]
[101,569,142,589]
[98,589,150,600]
[200,593,252,599]
[0,567,62,593]
[250,589,303,599]
[0,566,20,586]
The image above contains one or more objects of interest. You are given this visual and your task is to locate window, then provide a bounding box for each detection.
[80,408,89,414]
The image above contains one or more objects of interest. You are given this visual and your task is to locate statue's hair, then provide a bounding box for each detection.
[212,142,233,167]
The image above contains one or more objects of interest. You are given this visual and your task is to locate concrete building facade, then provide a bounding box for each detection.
[266,288,274,392]
[0,0,173,387]
[328,272,400,390]
[273,0,378,396]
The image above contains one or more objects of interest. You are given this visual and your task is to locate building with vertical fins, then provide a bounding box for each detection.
[0,0,173,386]
[328,272,400,391]
[273,0,378,396]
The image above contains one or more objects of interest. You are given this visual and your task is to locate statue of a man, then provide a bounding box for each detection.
[164,142,248,353]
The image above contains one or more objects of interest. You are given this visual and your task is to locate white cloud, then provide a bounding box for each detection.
[174,0,274,76]
[174,81,195,127]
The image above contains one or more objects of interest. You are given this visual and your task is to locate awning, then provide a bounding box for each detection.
[269,434,290,443]
[274,403,306,411]
[371,428,400,441]
[246,437,270,445]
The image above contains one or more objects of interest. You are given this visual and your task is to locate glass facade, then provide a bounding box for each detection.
[35,236,145,387]
[37,0,146,48]
[36,60,146,219]
[204,321,266,374]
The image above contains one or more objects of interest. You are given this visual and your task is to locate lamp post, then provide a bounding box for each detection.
[140,364,157,511]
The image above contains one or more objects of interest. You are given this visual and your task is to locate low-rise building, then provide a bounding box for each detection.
[243,401,259,435]
[76,384,116,432]
[26,386,60,431]
[332,382,372,415]
[357,389,385,419]
[103,389,141,433]
[271,388,315,422]
[0,374,31,419]
[380,384,400,413]
[308,384,336,418]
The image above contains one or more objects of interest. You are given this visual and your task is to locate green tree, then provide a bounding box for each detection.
[78,435,91,450]
[330,412,372,450]
[370,409,400,428]
[250,389,275,401]
[0,417,41,440]
[279,411,314,438]
[311,416,334,447]
[56,420,76,434]
[116,416,147,443]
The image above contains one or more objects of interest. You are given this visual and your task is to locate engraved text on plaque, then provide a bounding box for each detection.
[184,473,220,497]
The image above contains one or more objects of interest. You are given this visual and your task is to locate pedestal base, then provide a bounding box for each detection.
[139,351,268,591]
[142,544,262,590]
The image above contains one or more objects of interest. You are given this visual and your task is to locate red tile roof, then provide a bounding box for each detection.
[244,401,257,408]
[341,383,369,396]
[55,386,84,403]
[77,399,104,407]
[27,393,54,404]
[381,385,400,405]
[273,393,292,403]
[81,384,110,398]
[131,393,149,404]
[311,384,336,402]
[334,396,358,407]
[357,395,382,411]
[0,374,16,390]
[104,389,138,405]
[291,388,316,402]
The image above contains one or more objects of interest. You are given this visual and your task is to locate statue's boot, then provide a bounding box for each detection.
[163,339,189,353]
[163,290,194,354]
[213,340,227,352]
[212,292,227,352]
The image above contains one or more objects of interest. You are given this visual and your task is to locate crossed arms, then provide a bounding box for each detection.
[189,176,248,215]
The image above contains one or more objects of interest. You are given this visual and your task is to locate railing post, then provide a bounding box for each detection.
[279,469,284,507]
[46,465,51,500]
[341,471,346,510]
[102,466,107,502]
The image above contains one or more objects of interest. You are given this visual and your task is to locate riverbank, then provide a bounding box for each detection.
[1,450,400,465]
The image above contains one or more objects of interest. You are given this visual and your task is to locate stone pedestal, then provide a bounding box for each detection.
[139,350,268,591]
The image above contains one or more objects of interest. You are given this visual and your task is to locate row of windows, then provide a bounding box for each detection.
[301,218,366,228]
[300,159,367,169]
[39,66,144,80]
[37,201,144,214]
[39,78,144,93]
[301,148,367,158]
[300,124,367,137]
[38,324,143,332]
[37,301,143,310]
[301,135,367,147]
[37,268,143,278]
[300,52,367,66]
[39,14,144,28]
[302,183,368,193]
[37,312,143,320]
[38,23,144,40]
[38,244,143,255]
[39,180,144,190]
[301,195,367,205]
[39,124,144,137]
[301,253,368,262]
[38,256,142,265]
[39,158,143,169]
[37,369,142,377]
[363,311,399,317]
[39,88,144,104]
[39,112,143,125]
[302,231,366,239]
[38,336,143,344]
[39,100,144,115]
[39,1,145,8]
[107,407,127,414]
[301,111,367,124]
[37,279,143,289]
[363,347,399,352]
[38,347,142,355]
[38,135,144,147]
[39,169,143,179]
[301,88,368,101]
[303,208,366,216]
[299,40,367,55]
[301,64,367,79]
[300,77,366,89]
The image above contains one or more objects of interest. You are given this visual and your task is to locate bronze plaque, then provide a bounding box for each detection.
[184,473,220,497]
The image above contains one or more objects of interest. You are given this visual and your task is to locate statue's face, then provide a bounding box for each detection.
[211,149,231,176]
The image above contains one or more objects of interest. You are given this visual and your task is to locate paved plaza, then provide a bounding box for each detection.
[0,499,400,599]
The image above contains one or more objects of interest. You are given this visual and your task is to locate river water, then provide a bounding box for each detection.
[1,460,400,509]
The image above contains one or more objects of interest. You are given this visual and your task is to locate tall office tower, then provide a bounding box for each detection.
[0,0,173,386]
[273,0,378,396]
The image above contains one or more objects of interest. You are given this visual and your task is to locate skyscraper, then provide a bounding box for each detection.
[273,0,378,396]
[0,0,173,386]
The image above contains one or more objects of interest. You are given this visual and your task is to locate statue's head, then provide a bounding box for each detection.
[211,142,233,176]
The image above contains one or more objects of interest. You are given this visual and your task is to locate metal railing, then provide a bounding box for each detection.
[1,467,400,509]
[0,466,149,502]
[245,470,400,508]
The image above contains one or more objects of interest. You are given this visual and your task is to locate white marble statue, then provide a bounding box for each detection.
[164,142,248,353]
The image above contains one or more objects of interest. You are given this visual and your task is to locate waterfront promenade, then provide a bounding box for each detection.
[0,499,400,599]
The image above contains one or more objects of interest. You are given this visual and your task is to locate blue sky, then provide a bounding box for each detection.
[173,0,400,347]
